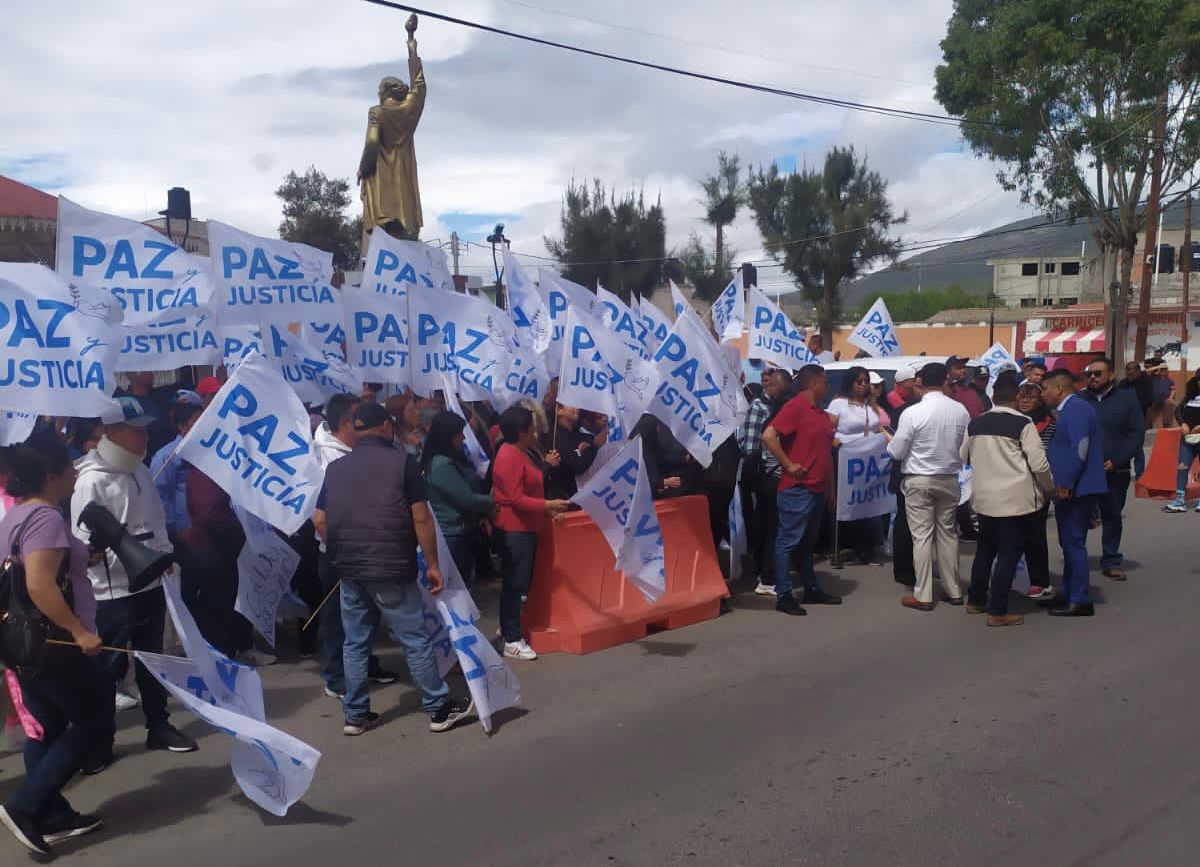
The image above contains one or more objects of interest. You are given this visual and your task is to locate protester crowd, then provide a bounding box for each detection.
[0,344,1190,858]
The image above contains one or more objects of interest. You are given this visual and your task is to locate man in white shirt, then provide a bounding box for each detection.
[886,363,970,611]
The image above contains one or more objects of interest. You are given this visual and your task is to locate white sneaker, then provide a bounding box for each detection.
[323,685,345,700]
[114,690,140,712]
[236,648,277,667]
[753,581,776,597]
[503,640,538,661]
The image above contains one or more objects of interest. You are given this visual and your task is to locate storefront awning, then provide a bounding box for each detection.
[1022,327,1106,355]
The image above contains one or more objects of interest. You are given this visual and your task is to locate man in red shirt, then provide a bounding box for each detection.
[762,364,843,615]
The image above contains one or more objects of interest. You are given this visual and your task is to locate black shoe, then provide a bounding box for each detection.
[802,588,842,606]
[776,595,807,616]
[429,697,474,732]
[343,712,381,736]
[943,596,965,606]
[40,811,103,844]
[1048,602,1095,617]
[0,805,52,856]
[147,724,198,753]
[368,659,399,685]
[1037,595,1069,609]
[79,751,114,776]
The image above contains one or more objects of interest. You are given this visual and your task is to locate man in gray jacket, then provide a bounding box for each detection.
[960,375,1055,626]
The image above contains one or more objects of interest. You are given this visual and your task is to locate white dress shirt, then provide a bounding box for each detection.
[886,390,970,476]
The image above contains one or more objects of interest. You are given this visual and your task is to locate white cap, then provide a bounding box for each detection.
[99,396,155,427]
[868,371,884,386]
[894,364,918,383]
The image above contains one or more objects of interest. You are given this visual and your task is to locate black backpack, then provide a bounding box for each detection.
[0,507,72,672]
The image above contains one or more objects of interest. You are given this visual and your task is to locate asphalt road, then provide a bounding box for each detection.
[3,494,1198,866]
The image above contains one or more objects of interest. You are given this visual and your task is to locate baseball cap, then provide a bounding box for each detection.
[946,355,969,367]
[196,376,223,397]
[868,371,884,386]
[352,402,393,431]
[173,389,203,407]
[100,396,156,428]
[894,364,918,383]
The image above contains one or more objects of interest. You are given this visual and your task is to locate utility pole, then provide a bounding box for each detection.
[1134,93,1169,362]
[1182,192,1192,375]
[450,231,461,277]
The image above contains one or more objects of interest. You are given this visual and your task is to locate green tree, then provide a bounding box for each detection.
[678,233,738,302]
[934,0,1200,361]
[747,146,905,342]
[847,285,979,322]
[545,179,667,298]
[700,151,746,276]
[276,166,362,270]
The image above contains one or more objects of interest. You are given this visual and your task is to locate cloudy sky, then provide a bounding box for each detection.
[3,0,1037,293]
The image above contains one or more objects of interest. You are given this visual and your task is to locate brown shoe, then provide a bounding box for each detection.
[986,614,1024,627]
[1103,568,1126,581]
[965,603,987,615]
[901,595,934,611]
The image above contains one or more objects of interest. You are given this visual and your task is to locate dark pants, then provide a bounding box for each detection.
[180,545,251,657]
[1098,472,1130,570]
[289,523,323,656]
[8,661,108,820]
[968,513,1035,615]
[444,531,476,587]
[750,472,781,582]
[498,530,538,643]
[1023,502,1051,587]
[838,518,881,564]
[1055,495,1097,605]
[892,487,916,586]
[93,587,170,735]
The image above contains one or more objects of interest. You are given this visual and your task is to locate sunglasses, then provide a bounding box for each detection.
[1084,370,1106,378]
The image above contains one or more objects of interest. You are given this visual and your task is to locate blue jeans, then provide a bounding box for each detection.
[1097,473,1130,570]
[1055,495,1097,605]
[1176,438,1200,492]
[8,659,109,820]
[498,530,538,643]
[773,487,824,600]
[339,579,448,721]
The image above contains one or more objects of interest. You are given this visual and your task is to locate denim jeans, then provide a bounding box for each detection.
[93,586,170,734]
[968,513,1034,615]
[339,578,448,721]
[773,487,824,600]
[1097,473,1130,570]
[1055,495,1097,605]
[1176,438,1200,492]
[498,530,538,643]
[8,659,109,820]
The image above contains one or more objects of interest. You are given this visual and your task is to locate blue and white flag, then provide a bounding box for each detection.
[343,287,410,386]
[848,297,901,358]
[747,286,816,370]
[670,280,690,319]
[208,221,338,329]
[176,351,324,534]
[980,341,1016,390]
[0,263,123,417]
[233,507,301,648]
[728,461,747,583]
[262,324,362,406]
[118,312,220,372]
[409,286,516,400]
[646,305,740,467]
[442,374,491,479]
[558,307,657,443]
[571,438,666,602]
[362,229,442,295]
[835,432,895,521]
[539,269,598,372]
[0,411,36,447]
[634,295,672,356]
[504,249,550,353]
[493,338,550,411]
[597,284,651,359]
[56,197,215,327]
[711,271,746,344]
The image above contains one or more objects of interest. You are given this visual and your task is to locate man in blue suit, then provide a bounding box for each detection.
[1039,369,1108,617]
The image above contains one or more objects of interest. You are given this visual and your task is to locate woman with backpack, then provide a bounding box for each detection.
[0,435,107,857]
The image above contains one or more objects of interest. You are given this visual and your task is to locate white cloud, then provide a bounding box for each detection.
[2,0,1036,289]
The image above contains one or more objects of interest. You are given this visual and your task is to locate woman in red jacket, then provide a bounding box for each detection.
[492,405,570,661]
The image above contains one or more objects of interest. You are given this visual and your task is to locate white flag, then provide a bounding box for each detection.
[835,432,896,521]
[711,272,746,343]
[0,263,123,417]
[670,280,690,319]
[442,374,491,479]
[208,221,338,329]
[571,438,666,602]
[646,305,740,467]
[343,285,410,387]
[233,508,301,648]
[539,270,598,373]
[558,307,657,443]
[848,297,902,358]
[176,351,324,534]
[504,249,550,353]
[409,287,516,400]
[362,229,444,294]
[56,197,215,327]
[980,341,1016,388]
[0,411,37,447]
[493,338,550,411]
[746,286,816,369]
[597,285,651,359]
[261,323,362,406]
[117,312,220,371]
[728,461,747,583]
[634,295,672,355]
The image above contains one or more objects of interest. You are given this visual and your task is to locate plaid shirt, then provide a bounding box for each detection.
[737,396,781,480]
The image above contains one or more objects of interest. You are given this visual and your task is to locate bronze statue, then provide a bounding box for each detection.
[358,12,425,248]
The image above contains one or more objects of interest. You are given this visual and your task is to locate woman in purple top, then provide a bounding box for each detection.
[0,434,108,857]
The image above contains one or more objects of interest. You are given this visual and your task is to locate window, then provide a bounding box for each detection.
[1021,262,1038,276]
[1061,261,1081,276]
[1044,262,1057,274]
[1042,299,1055,306]
[1020,298,1038,308]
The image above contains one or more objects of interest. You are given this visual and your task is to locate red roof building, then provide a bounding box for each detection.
[0,175,57,263]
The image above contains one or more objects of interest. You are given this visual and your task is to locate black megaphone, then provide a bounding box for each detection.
[77,502,174,594]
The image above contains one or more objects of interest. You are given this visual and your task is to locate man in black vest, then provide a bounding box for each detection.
[314,402,473,736]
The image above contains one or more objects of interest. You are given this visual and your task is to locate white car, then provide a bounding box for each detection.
[744,355,947,404]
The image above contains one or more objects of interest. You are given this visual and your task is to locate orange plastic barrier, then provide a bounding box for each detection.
[523,494,729,654]
[1135,428,1200,499]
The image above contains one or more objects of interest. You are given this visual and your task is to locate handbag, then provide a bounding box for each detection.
[0,507,71,672]
[1184,432,1200,446]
